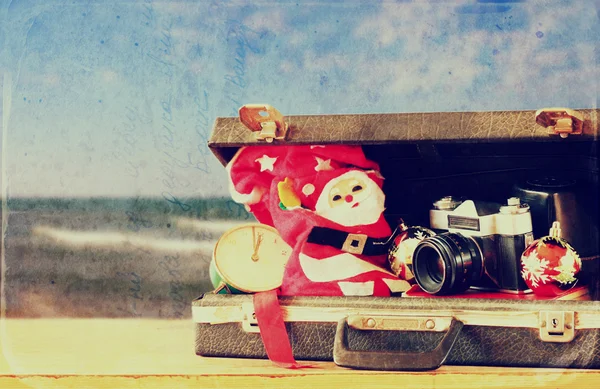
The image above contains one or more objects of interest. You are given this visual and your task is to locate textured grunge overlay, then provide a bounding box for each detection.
[1,0,598,319]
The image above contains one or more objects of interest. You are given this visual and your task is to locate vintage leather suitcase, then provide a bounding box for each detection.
[194,107,600,370]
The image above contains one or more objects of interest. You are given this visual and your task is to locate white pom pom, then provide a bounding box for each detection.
[302,183,315,196]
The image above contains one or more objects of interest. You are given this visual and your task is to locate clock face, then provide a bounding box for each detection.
[213,223,292,292]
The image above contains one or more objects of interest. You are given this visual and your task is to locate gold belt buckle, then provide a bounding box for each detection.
[342,233,368,255]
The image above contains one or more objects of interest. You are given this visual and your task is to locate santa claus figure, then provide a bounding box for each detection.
[227,145,409,297]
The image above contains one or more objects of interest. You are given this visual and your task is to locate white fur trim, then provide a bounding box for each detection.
[338,281,374,296]
[382,278,411,293]
[366,169,385,180]
[299,252,395,282]
[302,183,315,196]
[226,147,265,205]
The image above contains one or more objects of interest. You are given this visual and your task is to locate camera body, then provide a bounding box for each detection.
[413,196,534,295]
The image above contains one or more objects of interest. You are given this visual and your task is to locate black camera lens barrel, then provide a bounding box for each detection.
[413,233,484,295]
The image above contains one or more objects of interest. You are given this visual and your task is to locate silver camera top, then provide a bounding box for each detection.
[430,196,532,236]
[499,197,531,215]
[432,196,464,210]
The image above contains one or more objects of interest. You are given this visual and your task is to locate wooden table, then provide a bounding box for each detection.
[1,319,599,388]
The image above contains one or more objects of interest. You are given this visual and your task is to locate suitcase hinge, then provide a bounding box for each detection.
[539,311,575,343]
[535,108,584,138]
[241,302,260,333]
[239,104,289,143]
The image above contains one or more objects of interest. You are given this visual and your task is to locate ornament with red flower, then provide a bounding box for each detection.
[520,221,582,297]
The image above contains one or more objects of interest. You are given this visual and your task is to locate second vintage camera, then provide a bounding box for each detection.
[412,196,534,295]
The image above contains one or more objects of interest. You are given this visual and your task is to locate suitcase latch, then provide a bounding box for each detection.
[241,302,260,333]
[239,104,289,143]
[539,311,575,342]
[535,108,584,138]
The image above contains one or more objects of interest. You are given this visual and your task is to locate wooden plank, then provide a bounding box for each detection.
[1,318,600,388]
[2,369,600,389]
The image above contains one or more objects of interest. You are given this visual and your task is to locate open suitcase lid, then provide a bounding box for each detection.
[208,106,599,166]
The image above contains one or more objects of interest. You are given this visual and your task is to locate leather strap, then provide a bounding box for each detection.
[306,226,392,256]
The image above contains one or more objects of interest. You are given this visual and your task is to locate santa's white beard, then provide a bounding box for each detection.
[316,185,386,227]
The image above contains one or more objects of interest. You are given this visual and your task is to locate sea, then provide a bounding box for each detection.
[1,197,253,318]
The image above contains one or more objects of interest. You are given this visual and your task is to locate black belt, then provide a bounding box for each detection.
[306,226,393,256]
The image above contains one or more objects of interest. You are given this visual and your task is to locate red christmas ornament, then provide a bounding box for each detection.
[388,220,436,281]
[520,221,582,297]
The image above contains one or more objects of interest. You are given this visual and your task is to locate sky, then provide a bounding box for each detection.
[1,0,598,199]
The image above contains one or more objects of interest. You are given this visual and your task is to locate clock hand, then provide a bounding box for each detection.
[251,233,263,262]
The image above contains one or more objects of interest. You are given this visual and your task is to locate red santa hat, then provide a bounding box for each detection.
[227,144,383,214]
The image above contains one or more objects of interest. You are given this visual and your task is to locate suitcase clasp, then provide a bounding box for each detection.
[539,311,575,342]
[241,302,260,333]
[239,104,289,143]
[535,108,584,138]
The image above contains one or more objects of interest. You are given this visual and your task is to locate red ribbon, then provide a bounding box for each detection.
[253,290,314,369]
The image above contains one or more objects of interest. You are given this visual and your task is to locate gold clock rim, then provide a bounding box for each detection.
[212,222,290,293]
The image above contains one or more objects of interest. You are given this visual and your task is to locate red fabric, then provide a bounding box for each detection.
[281,215,395,296]
[253,290,314,369]
[404,284,589,300]
[228,145,404,297]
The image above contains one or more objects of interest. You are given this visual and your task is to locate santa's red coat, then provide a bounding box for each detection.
[227,145,409,296]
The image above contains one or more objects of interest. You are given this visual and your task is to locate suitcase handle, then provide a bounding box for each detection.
[333,316,463,371]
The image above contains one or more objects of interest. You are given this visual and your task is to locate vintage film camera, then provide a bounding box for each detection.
[412,196,534,295]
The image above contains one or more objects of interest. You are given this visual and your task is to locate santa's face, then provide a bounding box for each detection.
[315,171,385,227]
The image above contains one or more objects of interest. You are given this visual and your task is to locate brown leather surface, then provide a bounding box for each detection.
[196,322,600,368]
[209,109,599,161]
[194,295,600,368]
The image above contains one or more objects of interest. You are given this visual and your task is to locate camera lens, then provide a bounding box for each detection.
[413,233,483,295]
[420,246,445,284]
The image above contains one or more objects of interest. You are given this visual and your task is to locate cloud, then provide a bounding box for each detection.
[354,2,460,50]
[344,1,598,110]
[301,51,350,72]
[242,8,288,33]
[487,1,599,107]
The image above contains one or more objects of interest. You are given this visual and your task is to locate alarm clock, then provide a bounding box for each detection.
[210,223,292,294]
